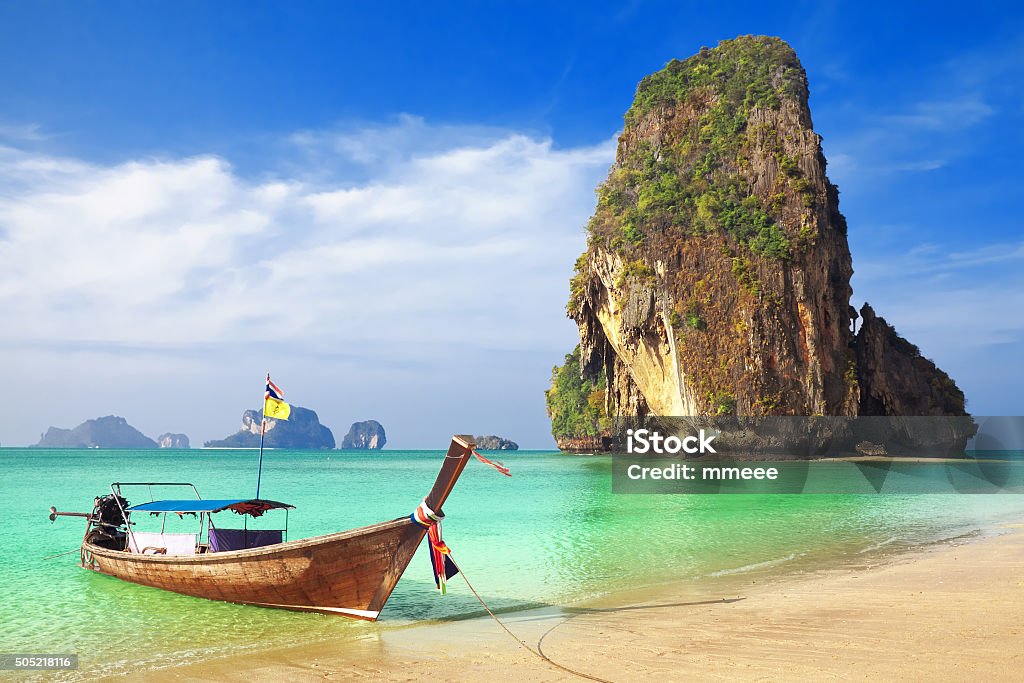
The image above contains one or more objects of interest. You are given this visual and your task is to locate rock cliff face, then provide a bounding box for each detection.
[36,416,158,448]
[549,36,969,451]
[205,406,335,449]
[474,435,519,450]
[341,420,387,449]
[853,304,966,417]
[157,433,190,449]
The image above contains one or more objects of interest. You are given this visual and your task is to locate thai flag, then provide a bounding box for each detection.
[265,376,284,401]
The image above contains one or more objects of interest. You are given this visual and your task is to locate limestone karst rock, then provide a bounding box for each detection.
[548,36,970,453]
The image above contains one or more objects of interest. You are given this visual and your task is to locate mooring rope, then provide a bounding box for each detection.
[42,547,82,561]
[448,556,613,683]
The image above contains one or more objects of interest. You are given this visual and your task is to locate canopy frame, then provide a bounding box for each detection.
[109,482,293,555]
[126,499,295,514]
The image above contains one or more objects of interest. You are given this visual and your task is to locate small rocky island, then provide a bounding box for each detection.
[474,435,519,450]
[205,406,335,449]
[35,416,158,449]
[341,420,387,449]
[157,433,190,449]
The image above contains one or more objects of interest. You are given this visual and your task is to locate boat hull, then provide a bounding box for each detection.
[82,517,426,620]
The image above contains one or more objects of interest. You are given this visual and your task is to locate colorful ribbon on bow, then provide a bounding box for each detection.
[410,450,511,595]
[472,450,511,476]
[411,500,459,594]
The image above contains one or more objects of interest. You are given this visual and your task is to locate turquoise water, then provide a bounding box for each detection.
[2,448,1024,679]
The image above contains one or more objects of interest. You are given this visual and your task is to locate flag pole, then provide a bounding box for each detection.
[256,372,268,499]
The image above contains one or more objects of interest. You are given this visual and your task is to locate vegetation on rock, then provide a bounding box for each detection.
[587,35,806,266]
[545,346,610,438]
[157,433,190,449]
[626,37,805,123]
[559,36,822,427]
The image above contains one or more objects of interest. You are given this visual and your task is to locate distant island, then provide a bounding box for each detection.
[341,420,386,449]
[36,415,159,448]
[157,433,190,449]
[474,435,518,450]
[205,406,335,449]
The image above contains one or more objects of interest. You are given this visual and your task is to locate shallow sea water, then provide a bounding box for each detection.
[2,448,1023,678]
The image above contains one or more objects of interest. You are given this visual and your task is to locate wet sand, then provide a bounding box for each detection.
[123,525,1024,682]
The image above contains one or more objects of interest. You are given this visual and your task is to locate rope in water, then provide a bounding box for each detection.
[448,555,613,683]
[42,547,83,561]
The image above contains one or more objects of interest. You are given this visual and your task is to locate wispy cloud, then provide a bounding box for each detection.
[820,38,1020,183]
[825,93,992,179]
[856,239,1024,281]
[880,98,993,131]
[288,114,530,173]
[0,122,50,142]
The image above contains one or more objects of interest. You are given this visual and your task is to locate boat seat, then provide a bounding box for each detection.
[208,528,283,552]
[128,531,197,555]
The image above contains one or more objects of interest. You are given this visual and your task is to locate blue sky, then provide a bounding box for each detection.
[0,2,1022,448]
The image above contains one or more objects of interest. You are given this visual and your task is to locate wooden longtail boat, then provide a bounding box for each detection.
[48,435,476,621]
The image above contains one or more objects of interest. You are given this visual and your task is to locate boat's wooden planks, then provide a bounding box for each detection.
[86,521,417,613]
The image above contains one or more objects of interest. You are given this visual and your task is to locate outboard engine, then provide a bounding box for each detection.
[85,494,129,550]
[92,494,129,528]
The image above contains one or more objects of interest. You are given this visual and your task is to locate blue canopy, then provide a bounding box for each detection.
[127,499,294,516]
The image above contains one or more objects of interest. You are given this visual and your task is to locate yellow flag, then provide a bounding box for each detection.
[264,396,291,421]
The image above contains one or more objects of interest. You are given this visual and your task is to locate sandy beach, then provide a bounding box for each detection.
[122,523,1024,682]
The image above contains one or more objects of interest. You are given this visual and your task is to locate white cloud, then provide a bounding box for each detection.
[0,118,615,446]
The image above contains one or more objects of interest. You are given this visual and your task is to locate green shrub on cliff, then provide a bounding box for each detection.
[749,223,791,259]
[709,391,737,416]
[615,259,656,289]
[567,253,590,313]
[685,310,707,331]
[627,36,804,125]
[545,346,610,438]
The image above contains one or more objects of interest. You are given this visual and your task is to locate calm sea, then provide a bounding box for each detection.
[2,448,1023,679]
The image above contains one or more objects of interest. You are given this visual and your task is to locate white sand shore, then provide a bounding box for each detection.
[121,525,1024,682]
